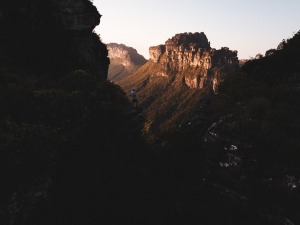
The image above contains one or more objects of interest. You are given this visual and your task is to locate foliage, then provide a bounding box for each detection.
[241,29,300,83]
[209,71,300,170]
[0,64,136,223]
[59,69,97,92]
[0,1,148,224]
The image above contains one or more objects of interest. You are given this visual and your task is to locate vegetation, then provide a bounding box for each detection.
[117,60,212,138]
[114,29,300,225]
[241,30,300,83]
[0,61,139,221]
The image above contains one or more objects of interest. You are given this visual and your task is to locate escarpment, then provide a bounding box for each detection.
[149,32,239,92]
[107,43,147,82]
[0,0,109,81]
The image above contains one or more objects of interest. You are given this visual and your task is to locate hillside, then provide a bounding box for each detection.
[107,43,147,82]
[0,1,148,224]
[117,32,239,136]
[241,30,300,83]
[116,31,300,225]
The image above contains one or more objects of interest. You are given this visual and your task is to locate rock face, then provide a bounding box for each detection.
[149,45,166,63]
[0,0,109,81]
[51,0,101,31]
[0,1,110,224]
[149,32,239,92]
[107,43,147,82]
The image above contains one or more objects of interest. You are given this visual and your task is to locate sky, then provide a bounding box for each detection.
[93,0,300,60]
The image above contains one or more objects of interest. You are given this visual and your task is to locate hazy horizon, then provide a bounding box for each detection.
[93,0,300,60]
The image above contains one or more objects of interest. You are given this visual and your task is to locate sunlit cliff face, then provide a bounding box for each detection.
[149,32,239,92]
[108,45,133,67]
[108,43,147,67]
[107,43,147,82]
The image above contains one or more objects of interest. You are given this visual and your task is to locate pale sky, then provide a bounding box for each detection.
[93,0,300,60]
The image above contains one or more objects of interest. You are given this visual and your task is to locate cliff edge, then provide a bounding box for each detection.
[107,43,147,82]
[0,0,109,81]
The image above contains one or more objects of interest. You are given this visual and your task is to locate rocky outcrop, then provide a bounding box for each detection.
[0,0,109,81]
[0,1,110,224]
[108,43,147,67]
[107,43,147,82]
[51,0,101,31]
[149,45,165,63]
[149,32,239,92]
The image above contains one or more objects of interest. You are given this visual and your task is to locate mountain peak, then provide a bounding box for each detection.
[165,32,210,49]
[148,31,238,92]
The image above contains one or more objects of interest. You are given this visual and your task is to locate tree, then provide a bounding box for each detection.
[255,53,263,59]
[265,49,277,57]
[277,39,286,50]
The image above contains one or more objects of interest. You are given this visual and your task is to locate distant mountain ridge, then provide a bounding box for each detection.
[107,43,147,82]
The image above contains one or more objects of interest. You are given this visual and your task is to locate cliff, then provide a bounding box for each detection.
[107,43,147,82]
[0,0,109,81]
[149,32,239,93]
[116,32,240,135]
[0,1,115,224]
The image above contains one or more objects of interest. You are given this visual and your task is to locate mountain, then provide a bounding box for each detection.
[117,32,239,134]
[117,30,300,225]
[107,43,147,82]
[148,32,239,92]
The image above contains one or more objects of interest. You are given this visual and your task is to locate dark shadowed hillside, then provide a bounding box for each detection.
[241,30,300,84]
[0,1,148,224]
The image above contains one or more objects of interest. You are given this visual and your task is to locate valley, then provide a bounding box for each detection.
[0,1,299,225]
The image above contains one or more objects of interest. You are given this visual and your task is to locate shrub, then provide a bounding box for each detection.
[58,70,97,92]
[247,97,271,119]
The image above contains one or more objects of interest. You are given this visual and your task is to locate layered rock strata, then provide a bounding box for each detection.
[107,43,147,82]
[149,32,239,92]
